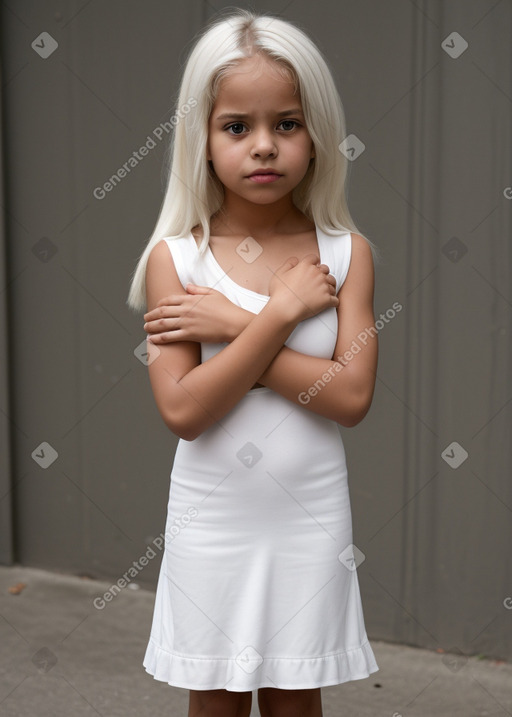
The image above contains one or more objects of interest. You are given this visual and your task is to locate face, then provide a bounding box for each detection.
[207,55,315,206]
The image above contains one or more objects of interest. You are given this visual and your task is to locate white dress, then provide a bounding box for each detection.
[143,226,379,692]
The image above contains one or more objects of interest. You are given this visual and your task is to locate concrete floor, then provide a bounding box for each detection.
[0,564,510,716]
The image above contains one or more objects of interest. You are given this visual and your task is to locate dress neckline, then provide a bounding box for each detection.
[189,225,323,300]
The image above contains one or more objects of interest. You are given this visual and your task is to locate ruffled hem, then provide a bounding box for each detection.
[143,637,379,692]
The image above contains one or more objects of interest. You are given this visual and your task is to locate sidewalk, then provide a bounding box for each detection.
[0,564,510,717]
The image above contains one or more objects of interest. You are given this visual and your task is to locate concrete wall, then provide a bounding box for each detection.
[1,0,510,660]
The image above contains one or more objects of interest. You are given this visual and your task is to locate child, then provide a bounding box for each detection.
[127,8,379,717]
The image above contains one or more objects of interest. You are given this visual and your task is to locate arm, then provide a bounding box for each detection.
[145,240,337,441]
[256,234,378,426]
[207,234,377,426]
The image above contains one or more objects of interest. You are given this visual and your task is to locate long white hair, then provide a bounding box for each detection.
[127,7,379,312]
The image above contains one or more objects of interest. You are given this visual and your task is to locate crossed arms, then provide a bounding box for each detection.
[144,234,378,440]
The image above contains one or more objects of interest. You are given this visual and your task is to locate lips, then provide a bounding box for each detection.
[247,173,282,183]
[247,169,282,177]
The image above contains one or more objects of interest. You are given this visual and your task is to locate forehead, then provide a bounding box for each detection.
[213,56,299,110]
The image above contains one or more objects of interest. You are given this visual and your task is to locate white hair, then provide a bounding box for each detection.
[127,7,380,312]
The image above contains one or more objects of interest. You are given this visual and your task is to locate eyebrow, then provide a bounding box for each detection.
[215,108,304,121]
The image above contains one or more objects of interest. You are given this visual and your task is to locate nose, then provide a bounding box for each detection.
[250,126,277,158]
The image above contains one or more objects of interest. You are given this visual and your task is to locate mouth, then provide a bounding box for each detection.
[247,169,282,177]
[247,171,283,183]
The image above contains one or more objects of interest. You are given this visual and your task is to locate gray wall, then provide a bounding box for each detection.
[1,0,510,662]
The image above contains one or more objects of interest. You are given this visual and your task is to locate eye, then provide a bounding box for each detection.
[224,119,301,135]
[225,123,246,135]
[278,120,299,131]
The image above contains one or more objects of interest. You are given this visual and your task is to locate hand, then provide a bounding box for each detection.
[143,285,244,344]
[268,254,339,323]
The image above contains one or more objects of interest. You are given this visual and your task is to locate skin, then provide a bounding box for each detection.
[143,53,378,717]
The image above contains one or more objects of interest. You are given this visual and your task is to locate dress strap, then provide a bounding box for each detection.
[163,230,353,296]
[162,234,200,290]
[318,230,352,294]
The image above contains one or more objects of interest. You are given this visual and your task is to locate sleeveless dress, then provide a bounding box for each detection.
[143,225,379,692]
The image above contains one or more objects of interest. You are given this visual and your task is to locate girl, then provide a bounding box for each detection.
[128,8,380,717]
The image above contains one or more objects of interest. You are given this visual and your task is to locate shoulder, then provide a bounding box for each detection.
[339,233,375,300]
[349,232,373,258]
[147,236,191,272]
[146,239,174,278]
[148,238,170,261]
[145,239,184,311]
[349,233,374,273]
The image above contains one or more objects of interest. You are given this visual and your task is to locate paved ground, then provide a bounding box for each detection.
[0,564,510,716]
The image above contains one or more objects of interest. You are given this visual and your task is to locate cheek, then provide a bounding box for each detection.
[288,141,313,169]
[214,141,241,167]
[286,134,312,154]
[209,131,230,153]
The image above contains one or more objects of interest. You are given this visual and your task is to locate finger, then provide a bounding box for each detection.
[145,316,183,333]
[144,309,163,322]
[144,301,182,321]
[185,284,212,293]
[278,256,299,271]
[144,298,179,319]
[156,294,184,308]
[155,296,173,309]
[145,330,184,344]
[146,333,168,344]
[143,308,174,323]
[302,253,321,264]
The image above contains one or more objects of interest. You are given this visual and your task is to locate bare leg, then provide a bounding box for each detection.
[188,688,252,717]
[257,687,323,717]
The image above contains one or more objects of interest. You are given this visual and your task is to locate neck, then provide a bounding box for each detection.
[211,191,311,238]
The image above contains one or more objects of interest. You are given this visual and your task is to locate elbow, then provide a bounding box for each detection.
[164,415,201,441]
[337,390,374,428]
[163,406,204,442]
[338,408,368,428]
[171,425,201,442]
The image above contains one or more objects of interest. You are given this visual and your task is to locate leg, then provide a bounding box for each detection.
[257,687,323,717]
[188,688,252,717]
